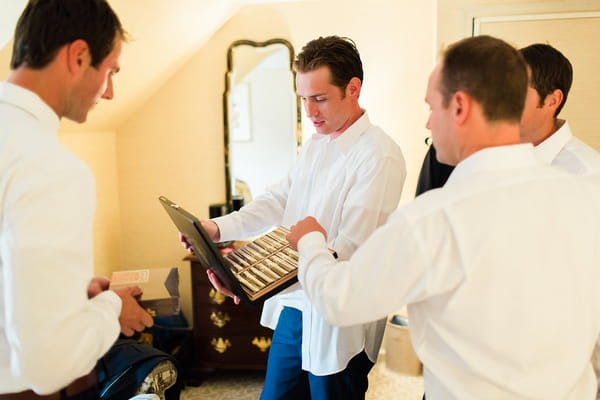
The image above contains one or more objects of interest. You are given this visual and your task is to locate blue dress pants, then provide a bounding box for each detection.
[260,307,374,400]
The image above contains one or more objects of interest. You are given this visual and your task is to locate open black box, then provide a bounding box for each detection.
[159,196,300,305]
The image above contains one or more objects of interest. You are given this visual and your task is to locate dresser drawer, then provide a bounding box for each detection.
[188,255,272,375]
[195,333,271,369]
[197,305,269,332]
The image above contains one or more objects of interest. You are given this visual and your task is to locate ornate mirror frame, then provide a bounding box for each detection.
[223,38,301,209]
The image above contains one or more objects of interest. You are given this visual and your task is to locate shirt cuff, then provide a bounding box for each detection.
[91,289,122,316]
[212,214,238,242]
[297,231,332,283]
[298,231,328,256]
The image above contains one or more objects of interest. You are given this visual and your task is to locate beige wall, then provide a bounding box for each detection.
[477,15,600,152]
[437,0,600,153]
[116,0,436,321]
[437,0,600,45]
[59,131,123,278]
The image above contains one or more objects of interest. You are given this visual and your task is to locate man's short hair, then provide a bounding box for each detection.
[519,43,573,117]
[294,35,363,90]
[11,0,126,70]
[440,35,528,123]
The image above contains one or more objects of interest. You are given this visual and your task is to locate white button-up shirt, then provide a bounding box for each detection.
[0,82,121,394]
[535,120,600,174]
[214,112,406,375]
[535,119,600,399]
[298,144,600,398]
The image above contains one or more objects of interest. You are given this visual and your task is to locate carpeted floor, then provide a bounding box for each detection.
[180,351,424,400]
[180,369,263,400]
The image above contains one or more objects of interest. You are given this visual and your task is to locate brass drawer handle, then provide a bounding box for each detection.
[211,337,232,353]
[252,336,271,352]
[210,311,231,328]
[209,288,226,304]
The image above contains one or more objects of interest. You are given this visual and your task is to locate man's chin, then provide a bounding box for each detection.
[65,114,88,124]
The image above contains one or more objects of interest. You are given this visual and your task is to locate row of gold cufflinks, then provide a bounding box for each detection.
[224,228,299,293]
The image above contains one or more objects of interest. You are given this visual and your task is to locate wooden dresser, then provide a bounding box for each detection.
[187,255,273,377]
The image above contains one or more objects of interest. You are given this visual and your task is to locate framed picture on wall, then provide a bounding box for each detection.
[229,82,252,142]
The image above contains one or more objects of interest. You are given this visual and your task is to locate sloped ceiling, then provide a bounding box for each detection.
[0,0,301,133]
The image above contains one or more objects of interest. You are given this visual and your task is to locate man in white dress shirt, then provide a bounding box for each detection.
[519,43,600,174]
[185,36,406,399]
[287,35,600,399]
[519,43,600,399]
[0,1,153,398]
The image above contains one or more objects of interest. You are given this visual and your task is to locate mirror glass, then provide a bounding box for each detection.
[224,39,300,208]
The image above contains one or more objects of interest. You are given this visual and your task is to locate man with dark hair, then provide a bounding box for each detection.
[11,0,125,71]
[183,35,406,399]
[520,42,600,399]
[418,44,600,195]
[287,35,600,399]
[0,1,154,398]
[520,43,600,173]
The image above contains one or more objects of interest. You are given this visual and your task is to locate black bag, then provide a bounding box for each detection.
[138,313,193,385]
[96,339,180,400]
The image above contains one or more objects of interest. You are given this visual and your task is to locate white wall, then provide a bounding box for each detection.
[0,1,26,50]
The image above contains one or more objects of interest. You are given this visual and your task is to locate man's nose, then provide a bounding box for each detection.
[101,77,114,100]
[305,101,318,117]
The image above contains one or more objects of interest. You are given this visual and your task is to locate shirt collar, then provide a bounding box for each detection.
[533,120,572,164]
[446,143,539,185]
[0,81,60,135]
[310,111,370,153]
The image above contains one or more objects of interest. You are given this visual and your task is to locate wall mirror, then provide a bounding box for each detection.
[223,38,301,209]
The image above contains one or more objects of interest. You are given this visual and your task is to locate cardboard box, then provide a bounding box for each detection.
[110,267,180,316]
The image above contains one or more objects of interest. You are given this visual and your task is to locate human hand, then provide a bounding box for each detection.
[87,275,110,298]
[287,216,327,250]
[112,286,154,336]
[207,269,240,305]
[201,220,221,242]
[179,232,195,255]
[179,220,221,255]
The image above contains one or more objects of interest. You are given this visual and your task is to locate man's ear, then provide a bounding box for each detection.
[544,89,564,112]
[346,77,362,99]
[452,91,471,125]
[66,39,90,74]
